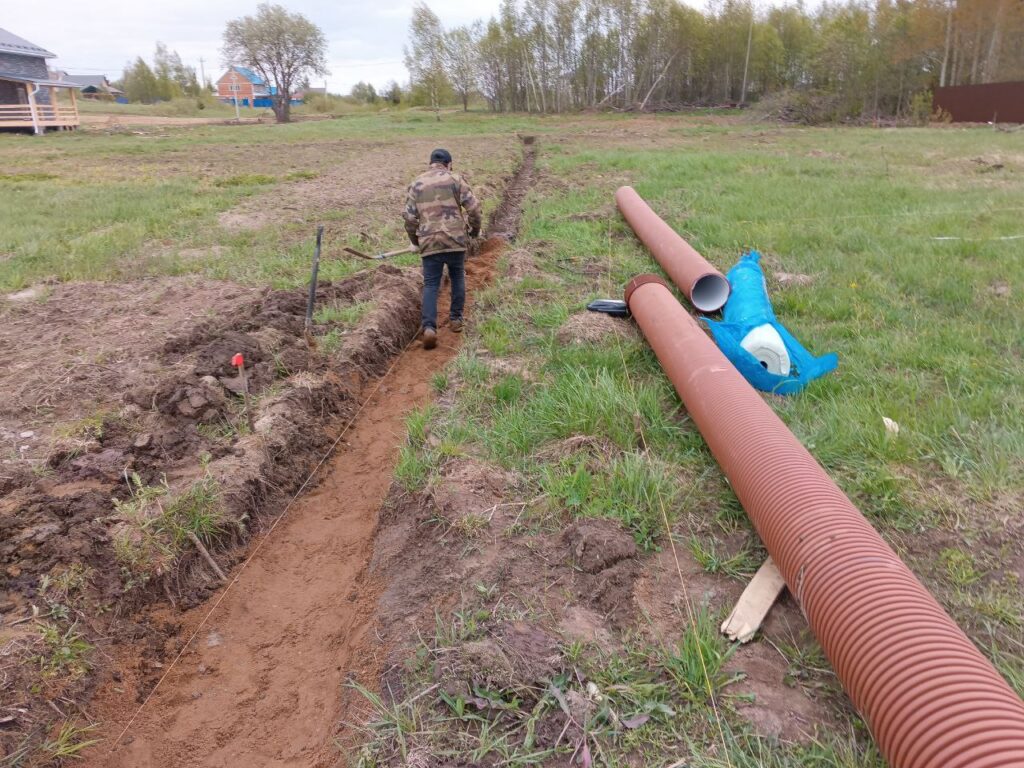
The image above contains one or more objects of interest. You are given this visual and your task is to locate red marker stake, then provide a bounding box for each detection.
[232,353,253,429]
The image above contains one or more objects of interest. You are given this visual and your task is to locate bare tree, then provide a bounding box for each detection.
[401,0,1024,119]
[446,23,481,111]
[406,2,448,120]
[222,3,328,123]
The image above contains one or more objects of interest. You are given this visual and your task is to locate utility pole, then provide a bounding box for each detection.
[740,3,754,105]
[199,57,207,88]
[231,70,240,120]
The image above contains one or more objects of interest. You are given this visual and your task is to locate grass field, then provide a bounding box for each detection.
[2,112,1022,767]
[366,118,1024,765]
[0,112,546,291]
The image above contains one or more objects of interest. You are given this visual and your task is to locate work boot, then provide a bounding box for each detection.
[450,318,464,333]
[421,327,437,350]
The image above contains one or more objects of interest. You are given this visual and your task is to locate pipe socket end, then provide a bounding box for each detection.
[624,274,669,307]
[690,273,731,312]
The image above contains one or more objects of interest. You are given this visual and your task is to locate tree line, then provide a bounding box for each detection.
[120,43,206,103]
[405,0,1024,119]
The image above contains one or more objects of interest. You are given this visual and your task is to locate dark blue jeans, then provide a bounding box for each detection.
[421,250,465,330]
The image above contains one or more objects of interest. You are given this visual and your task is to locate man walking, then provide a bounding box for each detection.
[403,148,482,350]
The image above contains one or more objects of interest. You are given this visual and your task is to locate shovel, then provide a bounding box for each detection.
[343,245,418,261]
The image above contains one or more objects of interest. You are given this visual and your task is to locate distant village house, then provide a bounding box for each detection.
[0,27,80,133]
[216,65,271,107]
[294,86,326,102]
[56,73,125,102]
[216,65,306,108]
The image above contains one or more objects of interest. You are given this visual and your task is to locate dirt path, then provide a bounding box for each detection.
[79,247,499,768]
[78,114,256,127]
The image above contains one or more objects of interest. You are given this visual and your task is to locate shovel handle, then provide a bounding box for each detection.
[375,246,418,259]
[343,246,374,260]
[343,246,417,260]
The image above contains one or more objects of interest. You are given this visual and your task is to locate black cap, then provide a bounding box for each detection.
[430,148,452,165]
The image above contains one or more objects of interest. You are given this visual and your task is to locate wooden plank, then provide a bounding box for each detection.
[720,556,787,643]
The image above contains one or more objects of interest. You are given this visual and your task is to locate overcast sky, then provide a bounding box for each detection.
[3,0,495,93]
[4,0,800,94]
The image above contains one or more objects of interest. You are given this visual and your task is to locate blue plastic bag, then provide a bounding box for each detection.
[702,251,838,395]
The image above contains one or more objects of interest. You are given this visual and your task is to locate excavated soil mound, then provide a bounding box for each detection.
[0,278,260,452]
[0,266,422,759]
[371,457,645,674]
[67,138,537,767]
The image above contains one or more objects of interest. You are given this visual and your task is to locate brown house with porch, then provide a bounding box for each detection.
[0,27,79,133]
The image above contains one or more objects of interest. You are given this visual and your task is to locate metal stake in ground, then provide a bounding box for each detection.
[305,225,325,336]
[232,353,253,429]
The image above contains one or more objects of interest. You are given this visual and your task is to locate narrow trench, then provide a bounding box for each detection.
[79,139,537,768]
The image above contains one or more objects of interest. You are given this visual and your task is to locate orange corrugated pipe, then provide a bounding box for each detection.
[624,274,1024,768]
[615,186,730,311]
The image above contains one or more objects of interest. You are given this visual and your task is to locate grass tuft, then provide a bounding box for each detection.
[660,607,740,702]
[214,173,277,187]
[38,720,100,762]
[36,622,92,681]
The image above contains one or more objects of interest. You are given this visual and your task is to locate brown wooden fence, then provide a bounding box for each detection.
[933,81,1024,123]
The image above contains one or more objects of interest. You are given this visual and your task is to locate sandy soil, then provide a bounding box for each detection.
[78,114,254,127]
[0,266,424,758]
[75,235,502,766]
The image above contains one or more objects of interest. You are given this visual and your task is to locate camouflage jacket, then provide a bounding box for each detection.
[403,163,482,256]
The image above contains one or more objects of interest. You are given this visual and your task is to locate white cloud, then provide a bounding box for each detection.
[4,0,816,94]
[2,0,493,93]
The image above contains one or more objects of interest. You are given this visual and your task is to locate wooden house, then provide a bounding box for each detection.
[58,73,125,101]
[0,27,79,133]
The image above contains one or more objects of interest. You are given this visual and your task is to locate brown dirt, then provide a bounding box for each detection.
[0,265,430,759]
[772,271,814,288]
[563,519,638,574]
[0,278,259,451]
[502,248,540,282]
[78,114,233,127]
[75,241,503,768]
[66,138,536,765]
[634,546,848,742]
[214,137,520,248]
[368,453,646,693]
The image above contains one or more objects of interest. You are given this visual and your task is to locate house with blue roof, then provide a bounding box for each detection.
[216,65,272,107]
[216,65,303,108]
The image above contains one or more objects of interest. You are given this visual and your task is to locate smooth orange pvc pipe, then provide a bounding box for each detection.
[624,274,1024,768]
[615,186,730,311]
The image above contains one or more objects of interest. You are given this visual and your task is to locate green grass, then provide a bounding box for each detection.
[541,452,680,550]
[76,96,264,119]
[373,118,1024,766]
[35,621,93,680]
[4,113,1021,766]
[660,607,741,702]
[689,536,762,580]
[315,299,375,327]
[38,720,100,762]
[110,471,227,584]
[0,110,543,291]
[214,173,277,187]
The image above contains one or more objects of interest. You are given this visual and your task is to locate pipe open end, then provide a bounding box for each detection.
[691,273,731,312]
